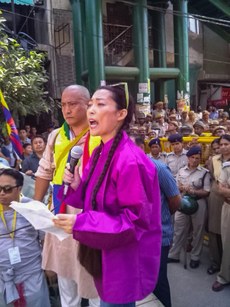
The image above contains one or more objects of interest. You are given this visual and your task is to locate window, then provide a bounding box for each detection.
[188,15,199,34]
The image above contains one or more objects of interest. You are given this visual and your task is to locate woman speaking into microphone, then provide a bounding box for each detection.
[54,84,161,307]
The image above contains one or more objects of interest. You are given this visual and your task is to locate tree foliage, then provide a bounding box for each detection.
[0,12,54,117]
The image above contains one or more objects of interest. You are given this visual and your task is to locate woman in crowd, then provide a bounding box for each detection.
[205,138,220,170]
[212,134,230,291]
[210,139,221,156]
[53,85,162,307]
[207,136,229,276]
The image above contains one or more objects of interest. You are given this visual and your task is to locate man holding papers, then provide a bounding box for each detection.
[0,168,50,307]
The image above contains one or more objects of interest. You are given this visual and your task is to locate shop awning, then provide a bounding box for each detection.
[0,0,33,5]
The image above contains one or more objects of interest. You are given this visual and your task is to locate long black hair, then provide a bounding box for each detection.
[83,85,134,209]
[219,134,230,143]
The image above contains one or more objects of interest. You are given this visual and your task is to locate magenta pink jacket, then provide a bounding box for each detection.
[65,132,162,304]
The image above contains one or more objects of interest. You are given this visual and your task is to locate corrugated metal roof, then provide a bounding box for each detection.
[0,0,33,5]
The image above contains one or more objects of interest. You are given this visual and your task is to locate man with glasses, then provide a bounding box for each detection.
[34,85,99,307]
[0,168,50,307]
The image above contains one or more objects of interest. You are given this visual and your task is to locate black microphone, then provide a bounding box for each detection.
[63,145,83,196]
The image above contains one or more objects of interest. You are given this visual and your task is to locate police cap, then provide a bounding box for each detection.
[149,138,161,147]
[186,146,202,157]
[168,133,183,143]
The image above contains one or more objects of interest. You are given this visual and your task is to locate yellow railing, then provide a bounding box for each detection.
[159,136,219,165]
[159,136,218,153]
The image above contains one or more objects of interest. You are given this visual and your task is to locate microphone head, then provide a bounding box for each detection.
[71,146,83,159]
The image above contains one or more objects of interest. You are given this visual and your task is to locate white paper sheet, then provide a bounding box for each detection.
[10,200,70,241]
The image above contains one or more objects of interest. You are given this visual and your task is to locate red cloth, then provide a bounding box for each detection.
[14,283,26,307]
[82,132,90,170]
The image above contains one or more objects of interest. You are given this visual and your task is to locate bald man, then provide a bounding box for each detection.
[34,85,99,307]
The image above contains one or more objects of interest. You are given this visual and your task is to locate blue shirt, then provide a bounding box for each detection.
[150,158,180,246]
[209,111,219,120]
[21,152,40,174]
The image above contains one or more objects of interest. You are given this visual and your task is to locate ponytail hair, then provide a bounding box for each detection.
[79,85,134,277]
[91,129,123,209]
[79,130,124,277]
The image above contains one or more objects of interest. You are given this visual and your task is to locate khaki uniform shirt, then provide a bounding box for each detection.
[148,153,166,164]
[177,165,211,193]
[219,162,230,187]
[165,149,188,177]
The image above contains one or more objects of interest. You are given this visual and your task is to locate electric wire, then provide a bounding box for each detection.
[8,0,230,26]
[1,6,229,67]
[0,1,230,29]
[0,1,229,84]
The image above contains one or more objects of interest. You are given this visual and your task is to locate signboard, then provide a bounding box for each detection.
[137,80,150,104]
[208,99,228,108]
[222,88,230,100]
[138,83,148,93]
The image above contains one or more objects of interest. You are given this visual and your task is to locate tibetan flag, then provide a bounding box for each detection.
[0,90,23,159]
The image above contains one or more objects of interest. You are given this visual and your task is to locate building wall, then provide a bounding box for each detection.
[47,0,75,98]
[203,26,230,78]
[51,0,71,10]
[39,0,229,103]
[34,6,49,45]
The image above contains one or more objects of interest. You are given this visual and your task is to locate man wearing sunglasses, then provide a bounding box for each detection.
[0,168,50,307]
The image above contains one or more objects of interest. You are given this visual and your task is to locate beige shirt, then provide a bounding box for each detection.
[177,165,211,193]
[219,162,230,187]
[36,128,98,298]
[166,149,188,177]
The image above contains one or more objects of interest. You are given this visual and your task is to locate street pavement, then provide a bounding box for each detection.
[49,245,230,307]
[138,245,230,307]
[168,245,230,307]
[137,294,164,307]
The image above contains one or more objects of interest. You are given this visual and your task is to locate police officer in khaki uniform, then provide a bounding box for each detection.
[212,135,230,291]
[193,120,206,136]
[212,161,230,291]
[168,146,211,268]
[148,138,166,163]
[165,134,188,178]
[152,101,166,119]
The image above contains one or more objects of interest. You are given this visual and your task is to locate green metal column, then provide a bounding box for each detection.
[80,0,87,73]
[70,0,84,84]
[173,0,190,102]
[151,5,167,101]
[133,0,149,83]
[133,0,150,108]
[85,0,105,93]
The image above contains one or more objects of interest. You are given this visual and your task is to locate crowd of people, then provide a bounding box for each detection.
[128,102,230,296]
[0,85,230,307]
